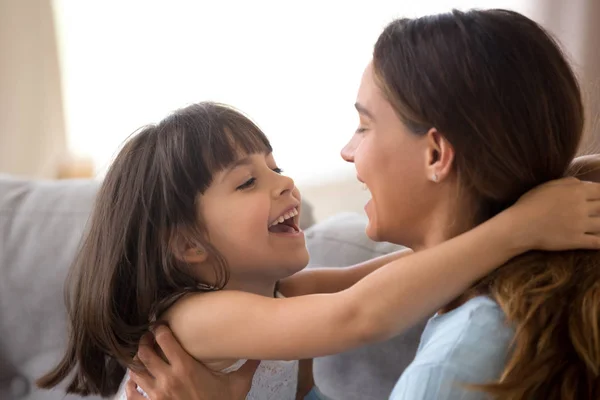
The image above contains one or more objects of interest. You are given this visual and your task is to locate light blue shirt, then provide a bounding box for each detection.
[389,296,514,400]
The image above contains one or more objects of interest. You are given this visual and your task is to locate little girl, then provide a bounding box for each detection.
[37,102,600,399]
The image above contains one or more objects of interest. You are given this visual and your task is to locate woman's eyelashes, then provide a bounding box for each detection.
[355,127,367,134]
[236,167,284,190]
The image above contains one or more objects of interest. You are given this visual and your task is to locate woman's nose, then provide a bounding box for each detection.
[341,137,357,163]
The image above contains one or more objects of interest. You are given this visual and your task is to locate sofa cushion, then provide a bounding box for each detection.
[305,213,426,400]
[0,176,103,400]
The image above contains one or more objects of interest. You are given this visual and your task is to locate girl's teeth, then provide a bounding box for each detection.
[269,208,299,227]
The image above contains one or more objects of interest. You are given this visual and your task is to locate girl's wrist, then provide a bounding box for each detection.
[487,207,529,257]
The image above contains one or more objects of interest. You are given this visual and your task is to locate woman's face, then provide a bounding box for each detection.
[341,63,439,247]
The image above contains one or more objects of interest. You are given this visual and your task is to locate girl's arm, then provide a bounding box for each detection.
[274,152,600,298]
[278,248,413,297]
[165,178,600,361]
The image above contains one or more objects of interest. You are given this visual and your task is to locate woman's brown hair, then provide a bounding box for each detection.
[36,102,272,396]
[374,9,598,399]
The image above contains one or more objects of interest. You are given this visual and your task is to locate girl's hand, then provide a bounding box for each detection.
[570,154,600,183]
[507,177,600,252]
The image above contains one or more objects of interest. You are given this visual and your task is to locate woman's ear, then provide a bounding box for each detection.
[424,128,455,183]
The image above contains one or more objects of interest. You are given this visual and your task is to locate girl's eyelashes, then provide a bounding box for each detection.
[236,168,283,190]
[236,177,256,190]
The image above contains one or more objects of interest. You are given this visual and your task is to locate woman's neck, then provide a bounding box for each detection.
[412,203,480,314]
[411,213,474,252]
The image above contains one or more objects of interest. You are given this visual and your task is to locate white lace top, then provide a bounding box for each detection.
[114,359,298,400]
[114,292,298,400]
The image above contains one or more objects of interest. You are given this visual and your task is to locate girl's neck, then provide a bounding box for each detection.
[224,278,279,298]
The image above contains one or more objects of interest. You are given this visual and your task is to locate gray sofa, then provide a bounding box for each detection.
[0,176,424,400]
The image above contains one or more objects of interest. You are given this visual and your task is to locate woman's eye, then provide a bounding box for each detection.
[236,177,256,190]
[355,127,367,134]
[273,167,283,174]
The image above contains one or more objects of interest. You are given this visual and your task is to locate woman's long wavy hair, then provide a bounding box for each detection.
[374,9,599,399]
[36,102,272,396]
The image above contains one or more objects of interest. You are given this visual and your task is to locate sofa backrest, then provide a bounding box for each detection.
[0,176,103,399]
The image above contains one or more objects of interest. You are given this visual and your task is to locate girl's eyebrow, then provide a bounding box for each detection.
[220,157,253,182]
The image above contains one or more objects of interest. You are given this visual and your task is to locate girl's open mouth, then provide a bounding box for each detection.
[268,207,300,234]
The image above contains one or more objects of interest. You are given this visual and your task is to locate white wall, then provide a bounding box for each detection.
[0,0,66,178]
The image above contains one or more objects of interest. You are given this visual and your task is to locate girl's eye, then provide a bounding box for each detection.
[355,127,367,134]
[236,177,256,190]
[273,167,283,174]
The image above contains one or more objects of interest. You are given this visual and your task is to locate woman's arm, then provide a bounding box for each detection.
[278,248,413,297]
[165,178,600,361]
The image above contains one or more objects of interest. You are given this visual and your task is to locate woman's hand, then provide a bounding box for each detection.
[127,325,258,400]
[507,177,600,252]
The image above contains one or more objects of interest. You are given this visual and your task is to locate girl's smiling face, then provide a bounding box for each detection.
[196,151,309,293]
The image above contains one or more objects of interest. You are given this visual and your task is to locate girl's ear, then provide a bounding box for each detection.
[181,247,208,263]
[171,232,208,264]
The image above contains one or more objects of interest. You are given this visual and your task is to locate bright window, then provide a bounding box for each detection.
[52,0,525,185]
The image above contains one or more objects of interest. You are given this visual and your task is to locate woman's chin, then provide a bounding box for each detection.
[365,201,390,242]
[365,220,383,242]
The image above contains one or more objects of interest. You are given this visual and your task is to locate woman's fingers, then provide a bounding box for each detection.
[137,332,169,378]
[153,325,191,371]
[125,379,147,400]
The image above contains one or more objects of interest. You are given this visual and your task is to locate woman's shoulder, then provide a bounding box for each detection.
[416,296,513,367]
[412,296,512,377]
[427,295,508,334]
[436,295,507,332]
[390,297,514,399]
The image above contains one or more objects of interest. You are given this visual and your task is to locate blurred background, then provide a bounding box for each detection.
[1,0,599,221]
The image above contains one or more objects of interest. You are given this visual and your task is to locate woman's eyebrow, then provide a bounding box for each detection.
[355,102,375,121]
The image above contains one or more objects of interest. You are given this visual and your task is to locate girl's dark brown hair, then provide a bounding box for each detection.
[374,9,599,399]
[36,102,271,396]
